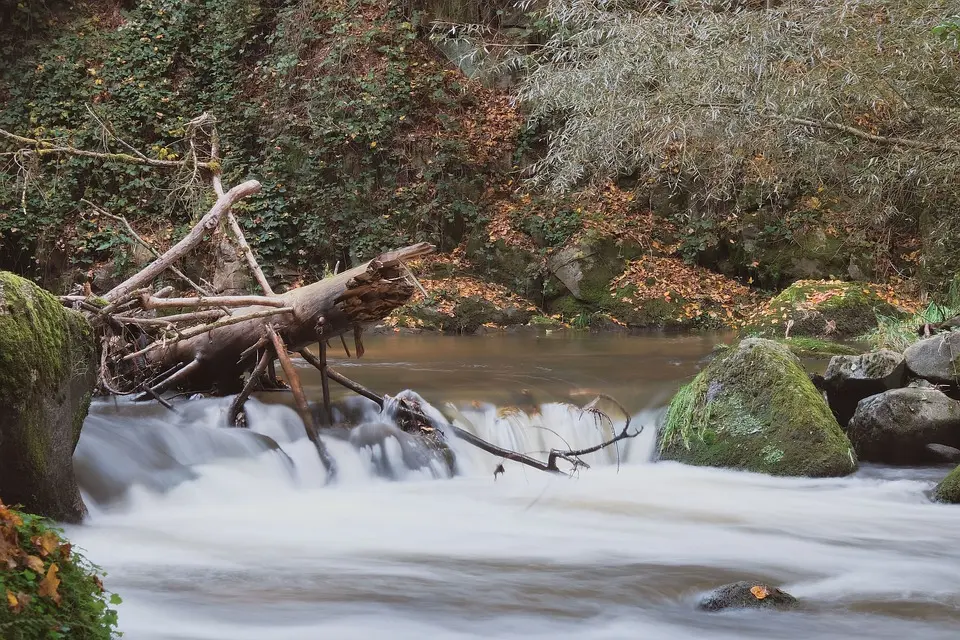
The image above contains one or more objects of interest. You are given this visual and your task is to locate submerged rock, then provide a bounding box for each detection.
[847,388,960,464]
[349,422,455,479]
[0,271,96,523]
[935,465,960,503]
[823,350,906,427]
[698,581,798,612]
[658,338,857,477]
[904,332,960,385]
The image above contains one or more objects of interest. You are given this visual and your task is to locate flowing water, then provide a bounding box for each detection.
[68,333,960,640]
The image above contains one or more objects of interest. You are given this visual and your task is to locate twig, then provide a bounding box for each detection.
[104,179,261,301]
[228,349,271,426]
[267,325,336,479]
[0,127,216,168]
[226,213,274,296]
[81,199,211,296]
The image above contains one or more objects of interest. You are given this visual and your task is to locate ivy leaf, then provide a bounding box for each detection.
[38,563,62,605]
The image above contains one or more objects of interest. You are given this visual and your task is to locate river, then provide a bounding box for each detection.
[67,333,960,639]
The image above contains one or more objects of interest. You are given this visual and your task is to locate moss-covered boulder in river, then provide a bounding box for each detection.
[0,272,96,523]
[658,338,857,477]
[745,280,905,339]
[935,465,960,504]
[0,500,120,639]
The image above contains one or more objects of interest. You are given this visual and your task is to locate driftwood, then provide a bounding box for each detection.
[45,111,634,479]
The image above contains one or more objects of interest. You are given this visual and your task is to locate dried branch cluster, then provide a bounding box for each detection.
[6,110,637,480]
[517,0,960,226]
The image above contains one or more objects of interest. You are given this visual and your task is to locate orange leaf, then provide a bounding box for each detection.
[6,589,30,613]
[750,584,770,600]
[32,531,59,558]
[38,563,61,605]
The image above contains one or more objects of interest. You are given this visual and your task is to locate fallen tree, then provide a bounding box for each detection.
[15,112,638,480]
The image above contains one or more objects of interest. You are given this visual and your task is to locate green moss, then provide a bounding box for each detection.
[0,272,96,476]
[935,465,960,503]
[658,338,857,477]
[0,505,120,639]
[746,280,903,339]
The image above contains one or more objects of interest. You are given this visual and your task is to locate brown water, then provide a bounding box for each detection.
[68,333,960,640]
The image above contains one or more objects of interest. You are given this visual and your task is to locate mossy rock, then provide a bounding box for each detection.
[464,236,543,299]
[0,502,120,639]
[773,337,862,358]
[0,271,97,523]
[658,338,857,477]
[546,230,643,304]
[935,465,960,503]
[746,280,904,340]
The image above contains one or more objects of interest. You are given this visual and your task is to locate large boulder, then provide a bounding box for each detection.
[847,388,960,465]
[0,272,96,523]
[745,280,905,339]
[904,332,960,385]
[935,465,960,503]
[658,338,857,477]
[546,231,639,304]
[698,581,798,612]
[823,350,906,427]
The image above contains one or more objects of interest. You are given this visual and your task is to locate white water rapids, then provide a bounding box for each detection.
[65,335,960,640]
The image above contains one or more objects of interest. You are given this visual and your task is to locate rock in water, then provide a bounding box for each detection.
[823,350,906,427]
[926,443,960,464]
[0,272,96,522]
[904,332,960,385]
[698,581,798,612]
[935,465,960,503]
[658,338,857,477]
[847,388,960,465]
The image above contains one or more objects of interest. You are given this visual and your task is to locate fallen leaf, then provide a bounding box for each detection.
[23,555,44,573]
[38,563,61,605]
[6,590,30,613]
[750,584,770,600]
[32,531,59,558]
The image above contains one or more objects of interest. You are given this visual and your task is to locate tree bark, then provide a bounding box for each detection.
[137,242,433,392]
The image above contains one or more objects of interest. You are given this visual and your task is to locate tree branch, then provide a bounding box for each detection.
[0,127,216,168]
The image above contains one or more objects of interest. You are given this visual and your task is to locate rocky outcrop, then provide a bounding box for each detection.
[823,350,906,426]
[0,272,96,523]
[698,581,798,612]
[546,231,637,304]
[658,338,857,477]
[935,464,960,503]
[847,388,960,465]
[904,332,960,386]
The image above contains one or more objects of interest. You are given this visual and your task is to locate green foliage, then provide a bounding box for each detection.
[863,280,960,351]
[1,0,505,286]
[0,504,120,639]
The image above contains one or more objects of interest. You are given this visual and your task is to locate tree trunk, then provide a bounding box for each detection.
[139,243,432,392]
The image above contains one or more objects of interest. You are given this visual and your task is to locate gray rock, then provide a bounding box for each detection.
[926,443,960,464]
[698,581,798,612]
[847,388,960,464]
[904,332,960,385]
[0,272,96,523]
[824,350,906,426]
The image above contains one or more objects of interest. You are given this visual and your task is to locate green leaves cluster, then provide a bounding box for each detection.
[1,0,501,285]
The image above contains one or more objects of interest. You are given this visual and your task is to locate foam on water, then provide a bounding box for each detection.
[68,392,960,640]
